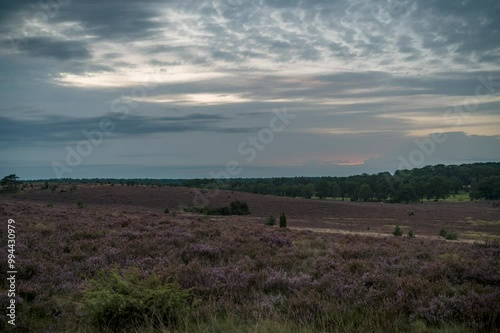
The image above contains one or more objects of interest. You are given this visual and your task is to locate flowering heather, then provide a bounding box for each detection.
[0,192,499,332]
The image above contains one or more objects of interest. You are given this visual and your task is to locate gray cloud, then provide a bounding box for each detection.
[414,0,500,61]
[57,1,165,40]
[0,113,259,148]
[12,37,90,60]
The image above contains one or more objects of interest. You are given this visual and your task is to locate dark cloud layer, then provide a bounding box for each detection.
[13,36,91,60]
[0,112,258,147]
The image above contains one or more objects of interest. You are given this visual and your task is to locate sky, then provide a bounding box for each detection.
[1,0,499,180]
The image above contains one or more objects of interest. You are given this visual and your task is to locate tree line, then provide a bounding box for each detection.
[179,162,500,203]
[4,162,500,203]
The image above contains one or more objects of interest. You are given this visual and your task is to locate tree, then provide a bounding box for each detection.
[279,213,287,228]
[393,184,418,203]
[347,181,360,201]
[427,176,450,201]
[413,182,427,202]
[1,174,20,193]
[302,183,315,199]
[315,180,331,199]
[358,183,373,202]
[471,176,500,200]
[448,176,462,194]
[331,181,340,199]
[374,178,391,201]
[284,184,301,198]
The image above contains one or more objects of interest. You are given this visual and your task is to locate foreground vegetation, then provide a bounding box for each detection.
[0,200,499,332]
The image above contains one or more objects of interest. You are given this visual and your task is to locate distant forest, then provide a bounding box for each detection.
[33,162,500,203]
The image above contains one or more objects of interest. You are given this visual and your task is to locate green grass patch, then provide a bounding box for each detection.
[82,269,191,331]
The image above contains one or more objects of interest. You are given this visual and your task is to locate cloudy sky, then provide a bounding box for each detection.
[1,0,499,179]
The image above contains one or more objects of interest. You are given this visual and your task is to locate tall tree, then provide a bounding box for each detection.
[427,176,450,201]
[393,184,419,203]
[471,176,500,200]
[331,181,341,199]
[315,180,332,199]
[358,183,373,202]
[302,183,315,199]
[1,174,20,193]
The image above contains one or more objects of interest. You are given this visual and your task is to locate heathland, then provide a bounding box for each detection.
[1,182,499,332]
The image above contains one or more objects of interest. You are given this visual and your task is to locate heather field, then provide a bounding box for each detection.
[1,185,500,332]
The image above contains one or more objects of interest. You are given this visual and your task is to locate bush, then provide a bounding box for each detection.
[77,200,85,209]
[183,200,250,216]
[47,202,53,208]
[184,206,229,215]
[266,215,276,226]
[445,231,458,240]
[229,200,250,215]
[393,225,403,237]
[439,229,447,237]
[83,269,190,331]
[407,230,415,238]
[164,208,170,214]
[279,213,287,228]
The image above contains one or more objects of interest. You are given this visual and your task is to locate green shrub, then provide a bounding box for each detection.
[266,215,276,226]
[407,230,415,238]
[77,200,85,209]
[83,269,190,331]
[279,213,287,228]
[47,202,53,208]
[184,206,203,214]
[393,225,403,237]
[445,231,458,240]
[229,200,250,215]
[183,200,250,216]
[164,208,170,214]
[439,229,447,237]
[216,206,231,215]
